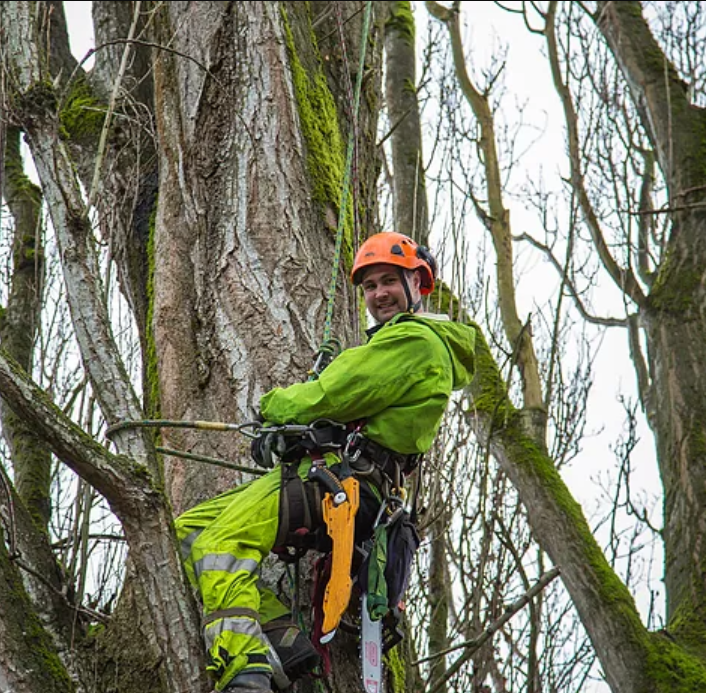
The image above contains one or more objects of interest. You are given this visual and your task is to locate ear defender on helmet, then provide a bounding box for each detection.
[351,232,436,295]
[415,245,437,291]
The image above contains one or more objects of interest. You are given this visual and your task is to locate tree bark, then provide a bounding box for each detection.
[383,1,429,243]
[149,1,373,512]
[594,0,706,649]
[0,535,74,693]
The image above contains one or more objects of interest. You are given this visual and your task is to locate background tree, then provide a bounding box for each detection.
[381,6,601,691]
[419,1,706,692]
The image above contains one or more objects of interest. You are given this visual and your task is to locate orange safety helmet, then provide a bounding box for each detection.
[351,232,436,295]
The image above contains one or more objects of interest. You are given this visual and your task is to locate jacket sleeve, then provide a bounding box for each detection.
[259,322,449,425]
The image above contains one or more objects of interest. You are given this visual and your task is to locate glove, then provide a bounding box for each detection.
[250,431,286,469]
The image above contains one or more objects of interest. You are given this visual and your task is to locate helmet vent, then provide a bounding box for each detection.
[390,244,405,256]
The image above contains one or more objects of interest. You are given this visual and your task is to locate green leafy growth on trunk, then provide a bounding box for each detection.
[386,2,415,46]
[280,4,355,268]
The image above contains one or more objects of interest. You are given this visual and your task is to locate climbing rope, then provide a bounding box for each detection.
[105,418,257,437]
[104,418,288,476]
[319,1,374,351]
[155,446,266,476]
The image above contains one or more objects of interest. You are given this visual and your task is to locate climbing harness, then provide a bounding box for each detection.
[266,420,421,693]
[106,416,418,692]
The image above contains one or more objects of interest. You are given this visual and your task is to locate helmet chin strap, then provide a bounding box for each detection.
[397,268,422,314]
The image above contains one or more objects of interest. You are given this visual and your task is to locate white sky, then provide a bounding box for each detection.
[64,1,95,67]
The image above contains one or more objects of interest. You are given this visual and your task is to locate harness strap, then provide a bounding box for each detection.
[348,434,421,477]
[203,606,260,626]
[272,423,421,558]
[273,463,323,561]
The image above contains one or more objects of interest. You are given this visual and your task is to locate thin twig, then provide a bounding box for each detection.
[61,37,222,110]
[514,232,627,328]
[419,567,561,693]
[86,2,143,213]
[12,555,110,624]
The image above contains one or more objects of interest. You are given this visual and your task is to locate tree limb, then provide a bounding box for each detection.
[465,326,654,692]
[514,232,627,327]
[0,2,153,465]
[545,2,646,308]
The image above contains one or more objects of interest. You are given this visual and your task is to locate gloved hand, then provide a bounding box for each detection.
[250,431,286,469]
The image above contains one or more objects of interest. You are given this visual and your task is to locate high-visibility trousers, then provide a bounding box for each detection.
[175,465,290,690]
[175,455,380,690]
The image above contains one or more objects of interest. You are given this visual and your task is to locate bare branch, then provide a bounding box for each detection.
[0,348,151,511]
[426,0,546,420]
[514,232,627,327]
[626,313,655,426]
[636,148,657,286]
[545,2,646,308]
[422,568,561,693]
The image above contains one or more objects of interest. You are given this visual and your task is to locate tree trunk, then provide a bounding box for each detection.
[0,536,73,693]
[643,211,706,639]
[383,1,428,243]
[0,127,50,529]
[150,1,376,510]
[595,0,706,656]
[149,2,383,692]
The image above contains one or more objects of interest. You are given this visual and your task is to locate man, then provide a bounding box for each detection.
[175,231,477,692]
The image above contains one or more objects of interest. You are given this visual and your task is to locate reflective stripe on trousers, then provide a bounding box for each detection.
[204,613,269,652]
[174,466,285,687]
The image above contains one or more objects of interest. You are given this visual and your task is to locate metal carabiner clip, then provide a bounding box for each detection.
[342,429,363,463]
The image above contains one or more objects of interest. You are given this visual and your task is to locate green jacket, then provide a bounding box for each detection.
[260,313,477,455]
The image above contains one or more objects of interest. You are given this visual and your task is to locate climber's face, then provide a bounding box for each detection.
[360,264,421,324]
